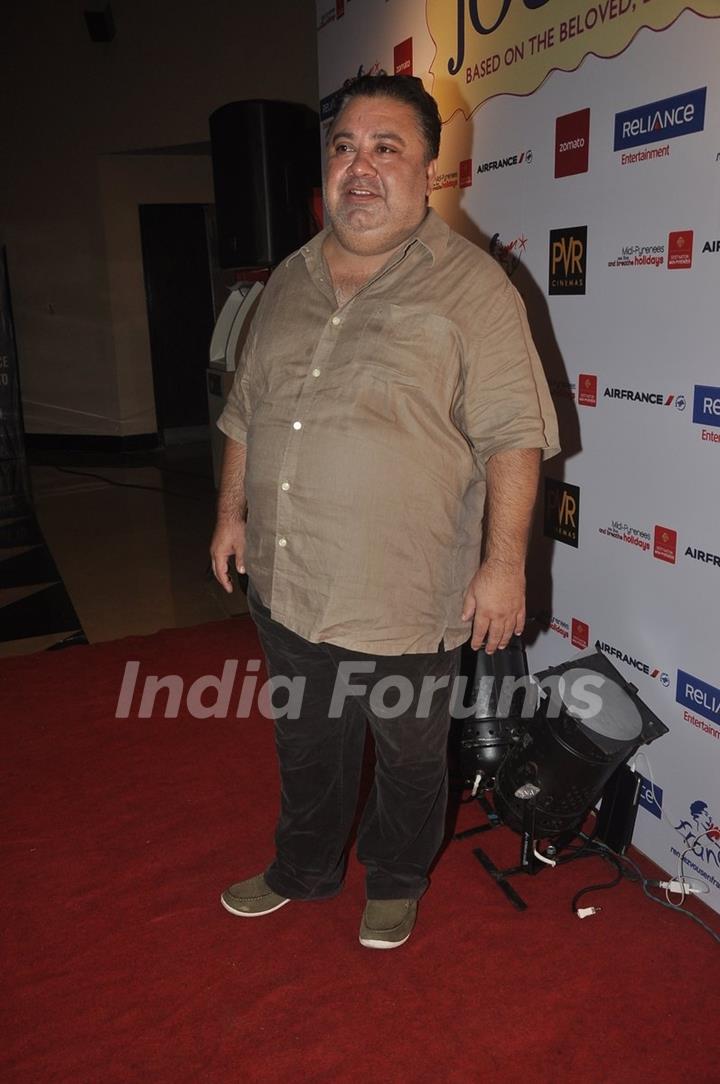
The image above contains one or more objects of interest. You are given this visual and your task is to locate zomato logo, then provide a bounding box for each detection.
[394,38,413,76]
[555,108,590,178]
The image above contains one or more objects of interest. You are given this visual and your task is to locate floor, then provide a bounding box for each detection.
[0,441,247,658]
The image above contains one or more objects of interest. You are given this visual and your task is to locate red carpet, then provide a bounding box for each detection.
[2,617,718,1083]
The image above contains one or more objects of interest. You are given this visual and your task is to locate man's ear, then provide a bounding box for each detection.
[425,158,438,197]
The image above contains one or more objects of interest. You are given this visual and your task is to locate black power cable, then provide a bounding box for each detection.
[571,835,720,944]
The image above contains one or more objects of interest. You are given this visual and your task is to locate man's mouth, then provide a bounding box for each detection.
[344,186,380,200]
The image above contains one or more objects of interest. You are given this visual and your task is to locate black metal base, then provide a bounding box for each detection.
[454,789,588,911]
[472,843,530,910]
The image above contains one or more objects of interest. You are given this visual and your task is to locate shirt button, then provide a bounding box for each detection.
[278,537,287,547]
[312,368,321,378]
[281,482,290,491]
[331,315,341,326]
[292,420,302,430]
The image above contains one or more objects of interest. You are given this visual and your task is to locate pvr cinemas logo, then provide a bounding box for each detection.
[544,478,580,548]
[549,226,587,295]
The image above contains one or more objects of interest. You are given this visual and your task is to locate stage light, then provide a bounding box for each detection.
[492,648,668,840]
[456,643,669,909]
[458,634,532,784]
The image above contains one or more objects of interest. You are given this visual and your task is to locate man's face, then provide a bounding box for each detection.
[324,95,437,257]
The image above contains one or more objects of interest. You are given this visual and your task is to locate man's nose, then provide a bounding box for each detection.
[348,148,377,175]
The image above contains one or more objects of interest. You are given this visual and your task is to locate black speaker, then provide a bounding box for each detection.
[209,100,321,269]
[84,6,115,42]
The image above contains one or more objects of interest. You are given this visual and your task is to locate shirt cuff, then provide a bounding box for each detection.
[216,412,248,444]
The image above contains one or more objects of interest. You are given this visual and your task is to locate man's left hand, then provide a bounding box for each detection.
[461,559,526,653]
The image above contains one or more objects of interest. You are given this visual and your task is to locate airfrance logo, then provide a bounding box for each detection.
[676,670,720,729]
[478,150,532,174]
[614,88,706,152]
[596,641,669,687]
[685,544,720,570]
[603,388,682,407]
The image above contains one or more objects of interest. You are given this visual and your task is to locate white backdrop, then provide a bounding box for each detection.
[316,0,720,912]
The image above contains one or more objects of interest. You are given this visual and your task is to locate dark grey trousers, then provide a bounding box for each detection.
[246,583,460,900]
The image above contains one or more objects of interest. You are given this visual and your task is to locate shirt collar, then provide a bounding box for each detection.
[287,207,449,273]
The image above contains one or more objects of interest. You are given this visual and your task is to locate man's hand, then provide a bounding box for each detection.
[210,519,246,594]
[463,447,539,652]
[461,557,526,653]
[211,437,248,593]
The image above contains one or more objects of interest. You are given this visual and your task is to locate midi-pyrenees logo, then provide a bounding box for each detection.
[549,226,587,295]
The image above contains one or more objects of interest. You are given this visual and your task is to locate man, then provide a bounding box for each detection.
[210,75,559,948]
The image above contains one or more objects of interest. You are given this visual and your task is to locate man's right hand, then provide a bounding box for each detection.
[210,519,246,593]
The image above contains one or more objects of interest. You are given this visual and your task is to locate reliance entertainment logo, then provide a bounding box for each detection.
[676,670,720,730]
[614,87,707,151]
[693,385,720,427]
[692,384,720,447]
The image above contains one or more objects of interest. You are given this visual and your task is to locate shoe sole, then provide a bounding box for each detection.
[220,893,291,917]
[359,932,411,950]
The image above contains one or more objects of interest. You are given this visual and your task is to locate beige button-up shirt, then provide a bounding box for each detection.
[218,210,559,654]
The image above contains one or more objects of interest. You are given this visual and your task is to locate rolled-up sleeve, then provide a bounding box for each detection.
[461,277,560,464]
[217,319,258,445]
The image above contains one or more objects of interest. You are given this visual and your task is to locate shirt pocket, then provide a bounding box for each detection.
[354,303,460,391]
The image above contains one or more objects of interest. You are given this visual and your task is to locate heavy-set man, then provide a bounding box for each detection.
[210,75,559,948]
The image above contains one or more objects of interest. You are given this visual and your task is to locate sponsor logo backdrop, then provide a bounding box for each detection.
[317,0,720,913]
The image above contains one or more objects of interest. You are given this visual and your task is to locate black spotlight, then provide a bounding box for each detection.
[84,6,115,42]
[455,643,669,909]
[493,648,667,840]
[458,634,534,785]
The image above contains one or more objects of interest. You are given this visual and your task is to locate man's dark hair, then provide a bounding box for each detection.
[336,74,441,162]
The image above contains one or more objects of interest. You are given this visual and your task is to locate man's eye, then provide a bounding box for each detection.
[377,145,396,154]
[334,143,351,154]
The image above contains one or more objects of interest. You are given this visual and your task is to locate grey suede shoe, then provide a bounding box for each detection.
[220,874,290,917]
[359,899,417,949]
